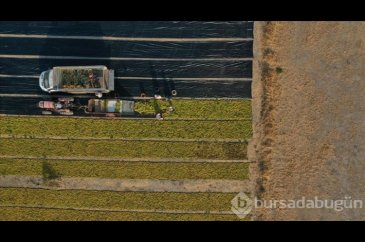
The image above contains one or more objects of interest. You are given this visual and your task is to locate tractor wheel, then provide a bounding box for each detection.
[171,90,177,96]
[59,111,74,116]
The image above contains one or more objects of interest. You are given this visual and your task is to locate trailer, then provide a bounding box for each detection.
[86,99,135,117]
[39,66,114,97]
[38,97,135,117]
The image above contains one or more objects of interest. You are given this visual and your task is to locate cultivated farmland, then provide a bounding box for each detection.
[0,99,253,220]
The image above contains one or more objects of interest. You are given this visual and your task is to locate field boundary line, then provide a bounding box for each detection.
[0,113,251,121]
[0,54,252,62]
[0,155,251,163]
[0,135,248,143]
[0,33,253,43]
[0,204,234,215]
[0,95,251,101]
[0,74,252,82]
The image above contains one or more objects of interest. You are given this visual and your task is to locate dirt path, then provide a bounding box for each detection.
[0,175,251,193]
[251,22,365,220]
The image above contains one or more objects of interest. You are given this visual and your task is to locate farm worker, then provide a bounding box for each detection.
[96,92,103,98]
[55,103,63,109]
[156,113,163,120]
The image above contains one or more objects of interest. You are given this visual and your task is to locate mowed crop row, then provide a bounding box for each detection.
[0,139,248,160]
[0,188,238,212]
[0,207,241,221]
[0,159,249,180]
[0,118,252,140]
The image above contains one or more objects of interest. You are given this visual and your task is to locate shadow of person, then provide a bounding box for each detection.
[168,78,177,97]
[161,72,171,98]
[150,64,161,97]
[139,82,146,97]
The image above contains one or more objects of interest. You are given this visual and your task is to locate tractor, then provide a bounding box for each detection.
[38,97,77,115]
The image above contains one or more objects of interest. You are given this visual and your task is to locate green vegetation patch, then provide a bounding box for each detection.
[41,161,60,181]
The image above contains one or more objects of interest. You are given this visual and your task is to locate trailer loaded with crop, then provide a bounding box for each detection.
[39,66,114,97]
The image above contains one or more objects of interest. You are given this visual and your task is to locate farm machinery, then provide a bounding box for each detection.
[38,97,135,117]
[38,96,175,120]
[38,97,77,115]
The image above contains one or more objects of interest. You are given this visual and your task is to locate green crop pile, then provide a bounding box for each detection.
[61,69,101,89]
